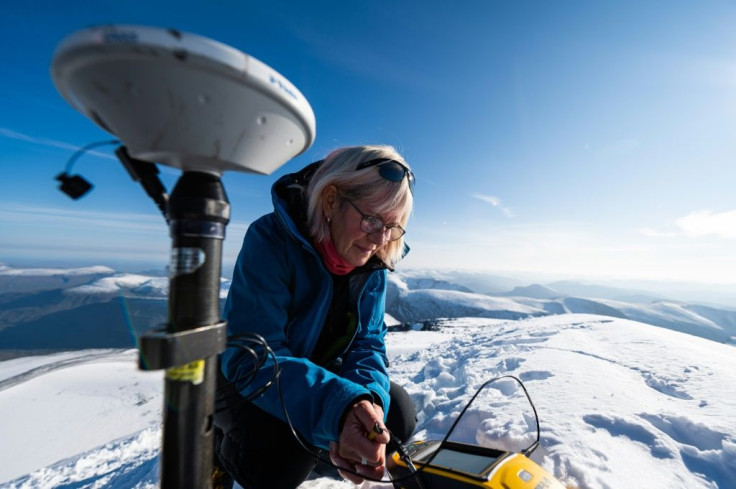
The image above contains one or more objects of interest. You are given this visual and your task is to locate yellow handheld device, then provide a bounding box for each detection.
[387,439,565,489]
[386,375,566,489]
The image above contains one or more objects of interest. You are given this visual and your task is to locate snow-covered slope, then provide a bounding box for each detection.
[596,299,736,344]
[390,315,736,489]
[0,350,162,483]
[544,279,663,303]
[497,283,568,299]
[389,288,551,322]
[0,271,169,334]
[0,265,115,294]
[0,269,231,354]
[395,269,525,295]
[1,314,734,489]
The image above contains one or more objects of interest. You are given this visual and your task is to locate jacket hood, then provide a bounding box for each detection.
[270,160,409,269]
[270,161,320,247]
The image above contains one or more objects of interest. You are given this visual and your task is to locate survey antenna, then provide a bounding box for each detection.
[51,24,316,488]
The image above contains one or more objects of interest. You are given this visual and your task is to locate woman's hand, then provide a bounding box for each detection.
[330,399,390,484]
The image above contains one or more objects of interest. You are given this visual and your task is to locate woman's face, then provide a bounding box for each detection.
[326,191,402,267]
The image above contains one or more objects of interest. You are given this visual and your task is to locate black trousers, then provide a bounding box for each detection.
[214,381,417,489]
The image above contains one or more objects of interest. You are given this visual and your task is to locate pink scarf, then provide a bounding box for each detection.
[315,239,355,275]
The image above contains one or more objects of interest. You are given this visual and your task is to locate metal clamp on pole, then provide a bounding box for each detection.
[138,321,228,371]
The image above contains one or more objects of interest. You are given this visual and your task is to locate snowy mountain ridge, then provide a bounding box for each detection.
[1,264,734,357]
[0,265,114,294]
[386,274,736,345]
[496,283,568,299]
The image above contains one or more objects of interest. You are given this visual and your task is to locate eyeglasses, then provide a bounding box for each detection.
[356,158,415,194]
[345,199,406,242]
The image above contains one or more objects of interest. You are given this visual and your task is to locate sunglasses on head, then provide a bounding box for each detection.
[356,158,415,194]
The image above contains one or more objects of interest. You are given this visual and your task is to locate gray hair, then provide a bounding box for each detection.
[305,145,414,267]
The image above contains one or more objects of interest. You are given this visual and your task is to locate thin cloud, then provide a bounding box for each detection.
[676,209,736,239]
[0,204,255,267]
[0,204,165,232]
[0,127,117,159]
[473,193,514,218]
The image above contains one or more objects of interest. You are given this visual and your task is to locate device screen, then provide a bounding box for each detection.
[424,447,498,476]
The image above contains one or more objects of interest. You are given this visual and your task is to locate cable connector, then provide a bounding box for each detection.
[367,422,384,441]
[55,172,92,199]
[387,430,418,474]
[54,139,120,200]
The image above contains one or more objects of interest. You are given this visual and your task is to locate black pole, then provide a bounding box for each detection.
[140,171,230,488]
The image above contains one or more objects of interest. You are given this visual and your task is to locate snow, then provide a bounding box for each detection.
[1,313,734,488]
[0,265,116,294]
[0,350,111,384]
[0,265,227,298]
[6,428,160,489]
[68,275,167,295]
[0,350,163,483]
[391,288,549,321]
[0,265,115,277]
[64,274,231,299]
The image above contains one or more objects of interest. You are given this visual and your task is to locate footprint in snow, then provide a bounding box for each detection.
[496,357,525,373]
[640,372,693,400]
[638,413,725,451]
[583,413,676,459]
[519,370,554,382]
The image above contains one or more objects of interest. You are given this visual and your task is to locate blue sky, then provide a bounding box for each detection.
[1,1,736,285]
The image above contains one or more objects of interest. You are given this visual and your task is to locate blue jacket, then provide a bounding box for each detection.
[219,167,392,449]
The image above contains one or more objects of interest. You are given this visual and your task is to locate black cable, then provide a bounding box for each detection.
[272,356,539,485]
[224,335,541,487]
[222,333,281,402]
[275,352,418,485]
[55,139,121,199]
[439,375,541,457]
[376,375,541,487]
[63,139,120,174]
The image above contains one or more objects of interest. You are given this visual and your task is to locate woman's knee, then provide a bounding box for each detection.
[387,381,417,443]
[214,401,317,489]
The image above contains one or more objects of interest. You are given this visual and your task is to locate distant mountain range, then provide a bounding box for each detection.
[0,264,734,357]
[0,265,229,358]
[386,274,736,345]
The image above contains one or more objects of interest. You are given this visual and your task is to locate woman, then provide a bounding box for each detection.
[214,145,417,489]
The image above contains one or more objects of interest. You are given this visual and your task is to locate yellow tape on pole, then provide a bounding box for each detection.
[166,360,205,385]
